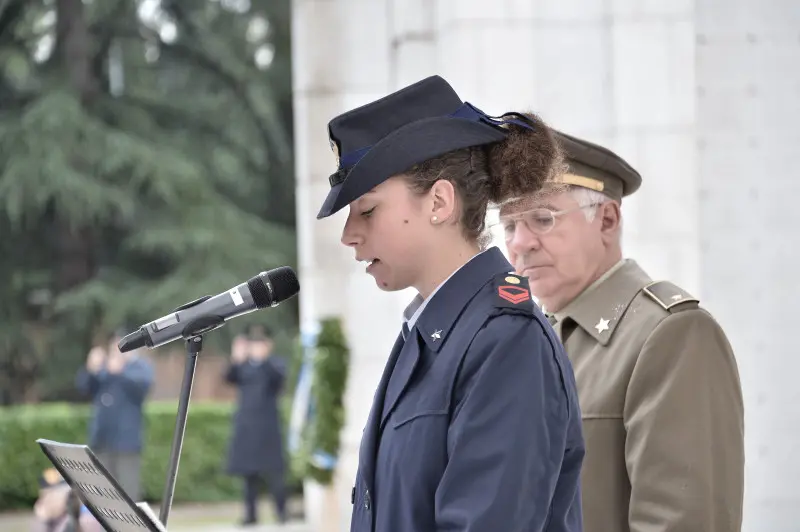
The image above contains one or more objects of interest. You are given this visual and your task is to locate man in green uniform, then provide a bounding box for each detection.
[500,128,745,532]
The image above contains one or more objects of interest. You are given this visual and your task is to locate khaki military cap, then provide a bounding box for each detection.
[553,131,642,201]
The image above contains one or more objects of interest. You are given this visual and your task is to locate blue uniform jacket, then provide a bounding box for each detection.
[75,357,154,453]
[350,247,585,532]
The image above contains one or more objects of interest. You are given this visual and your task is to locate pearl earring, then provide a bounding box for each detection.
[431,216,438,223]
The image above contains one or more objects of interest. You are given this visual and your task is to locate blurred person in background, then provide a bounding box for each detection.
[224,324,288,526]
[500,124,745,532]
[75,326,154,502]
[30,468,103,532]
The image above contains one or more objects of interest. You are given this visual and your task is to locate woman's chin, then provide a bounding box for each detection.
[370,272,404,292]
[366,261,412,292]
[374,277,398,291]
[367,261,389,289]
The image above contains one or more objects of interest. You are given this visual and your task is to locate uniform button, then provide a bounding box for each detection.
[364,490,371,510]
[101,393,114,407]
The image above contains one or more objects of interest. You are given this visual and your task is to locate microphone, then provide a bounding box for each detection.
[118,266,299,352]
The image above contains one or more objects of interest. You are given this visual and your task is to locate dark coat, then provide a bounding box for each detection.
[225,356,287,477]
[75,356,154,453]
[349,247,585,532]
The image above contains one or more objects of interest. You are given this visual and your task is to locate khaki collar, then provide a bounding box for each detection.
[554,259,651,345]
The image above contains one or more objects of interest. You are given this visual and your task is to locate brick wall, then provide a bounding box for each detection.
[147,348,236,403]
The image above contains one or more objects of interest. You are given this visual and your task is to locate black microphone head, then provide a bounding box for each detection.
[118,328,148,353]
[249,266,300,308]
[267,266,300,303]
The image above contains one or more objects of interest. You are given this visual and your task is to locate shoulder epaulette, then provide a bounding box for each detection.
[492,272,533,311]
[642,280,699,312]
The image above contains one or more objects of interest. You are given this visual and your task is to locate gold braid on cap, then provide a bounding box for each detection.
[553,173,605,192]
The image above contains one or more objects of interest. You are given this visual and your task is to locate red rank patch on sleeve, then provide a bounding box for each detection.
[498,285,530,304]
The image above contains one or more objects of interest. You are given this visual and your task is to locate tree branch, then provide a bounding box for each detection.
[89,0,129,89]
[0,0,26,47]
[92,14,291,166]
[55,0,101,102]
[115,92,269,177]
[160,6,291,165]
[0,88,35,111]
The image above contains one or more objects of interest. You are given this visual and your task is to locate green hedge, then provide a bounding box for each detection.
[0,400,301,511]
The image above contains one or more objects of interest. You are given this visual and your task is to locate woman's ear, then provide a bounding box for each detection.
[429,179,457,223]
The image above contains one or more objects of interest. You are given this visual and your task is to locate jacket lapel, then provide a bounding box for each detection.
[359,331,405,492]
[379,332,422,432]
[360,248,514,487]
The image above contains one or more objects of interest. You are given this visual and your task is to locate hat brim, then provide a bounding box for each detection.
[316,117,507,219]
[554,130,642,198]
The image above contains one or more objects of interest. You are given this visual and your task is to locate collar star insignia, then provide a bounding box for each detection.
[431,330,442,341]
[594,318,610,334]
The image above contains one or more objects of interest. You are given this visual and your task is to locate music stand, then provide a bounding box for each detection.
[36,439,165,532]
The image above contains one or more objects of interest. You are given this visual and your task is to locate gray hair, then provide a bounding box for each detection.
[568,186,624,244]
[568,186,614,222]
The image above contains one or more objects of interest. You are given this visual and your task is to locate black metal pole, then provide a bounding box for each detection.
[158,335,202,526]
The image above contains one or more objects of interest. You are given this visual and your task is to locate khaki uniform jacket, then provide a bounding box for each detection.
[551,259,744,532]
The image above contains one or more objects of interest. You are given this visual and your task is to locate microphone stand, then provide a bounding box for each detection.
[157,301,225,528]
[158,296,230,528]
[91,266,299,528]
[158,334,203,527]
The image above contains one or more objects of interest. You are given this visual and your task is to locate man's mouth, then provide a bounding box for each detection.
[521,265,551,279]
[516,264,540,273]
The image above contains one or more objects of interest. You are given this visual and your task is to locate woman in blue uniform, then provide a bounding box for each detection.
[317,75,585,532]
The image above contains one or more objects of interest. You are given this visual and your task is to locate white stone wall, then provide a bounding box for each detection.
[696,1,800,530]
[292,0,800,529]
[292,1,419,529]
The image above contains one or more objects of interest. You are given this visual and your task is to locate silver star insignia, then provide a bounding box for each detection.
[431,330,442,341]
[671,294,683,301]
[594,318,610,333]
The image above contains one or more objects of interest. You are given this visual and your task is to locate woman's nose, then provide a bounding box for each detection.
[341,214,363,248]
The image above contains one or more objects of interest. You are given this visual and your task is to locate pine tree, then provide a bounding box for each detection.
[0,0,296,402]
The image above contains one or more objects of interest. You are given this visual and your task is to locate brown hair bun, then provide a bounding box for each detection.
[485,112,566,204]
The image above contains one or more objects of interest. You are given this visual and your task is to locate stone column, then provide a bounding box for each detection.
[696,1,800,529]
[291,1,421,529]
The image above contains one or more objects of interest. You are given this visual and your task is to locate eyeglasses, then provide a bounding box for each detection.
[497,204,601,239]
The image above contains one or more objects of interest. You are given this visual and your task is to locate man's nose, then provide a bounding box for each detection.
[507,223,542,256]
